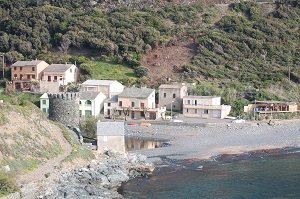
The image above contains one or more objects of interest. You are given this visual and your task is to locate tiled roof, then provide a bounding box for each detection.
[12,60,44,67]
[159,83,186,89]
[80,91,103,100]
[43,64,74,73]
[118,87,154,98]
[82,80,118,86]
[97,122,124,136]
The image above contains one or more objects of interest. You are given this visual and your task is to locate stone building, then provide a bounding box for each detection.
[159,83,188,112]
[183,96,231,119]
[48,92,80,127]
[97,121,125,154]
[81,80,124,98]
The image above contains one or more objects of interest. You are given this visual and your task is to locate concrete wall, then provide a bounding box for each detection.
[109,82,124,97]
[79,93,106,117]
[183,96,221,106]
[63,65,78,84]
[48,93,80,127]
[118,91,155,109]
[97,136,125,154]
[40,98,49,114]
[104,102,118,117]
[183,105,231,119]
[39,81,60,93]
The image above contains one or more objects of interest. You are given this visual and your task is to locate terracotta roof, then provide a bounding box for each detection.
[12,60,45,67]
[43,64,74,73]
[159,83,187,89]
[118,87,154,98]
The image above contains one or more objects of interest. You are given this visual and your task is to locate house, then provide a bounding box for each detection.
[79,92,106,117]
[183,96,231,119]
[159,83,188,112]
[40,63,78,92]
[97,121,125,154]
[244,101,298,114]
[11,60,49,91]
[81,80,124,98]
[40,93,49,115]
[103,95,118,118]
[115,87,166,120]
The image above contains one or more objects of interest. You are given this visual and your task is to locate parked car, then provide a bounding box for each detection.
[231,119,246,123]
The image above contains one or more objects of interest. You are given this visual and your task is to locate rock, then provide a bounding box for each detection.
[1,165,11,173]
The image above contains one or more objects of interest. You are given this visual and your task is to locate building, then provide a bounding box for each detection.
[40,63,78,92]
[115,87,166,120]
[79,92,106,117]
[103,95,118,118]
[244,101,299,114]
[97,121,125,154]
[40,93,49,115]
[183,96,231,119]
[159,83,188,112]
[81,80,124,98]
[11,60,49,91]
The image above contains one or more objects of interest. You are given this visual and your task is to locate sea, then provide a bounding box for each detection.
[120,148,300,199]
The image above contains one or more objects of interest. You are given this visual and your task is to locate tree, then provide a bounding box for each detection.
[58,36,71,54]
[122,107,131,121]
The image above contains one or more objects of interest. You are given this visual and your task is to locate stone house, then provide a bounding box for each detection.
[159,83,188,112]
[79,92,106,118]
[97,121,125,154]
[103,95,118,118]
[81,80,124,98]
[11,60,49,91]
[183,96,231,119]
[40,93,49,115]
[115,87,166,120]
[40,63,78,92]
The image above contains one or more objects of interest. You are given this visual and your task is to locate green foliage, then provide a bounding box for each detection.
[0,172,19,197]
[79,116,98,139]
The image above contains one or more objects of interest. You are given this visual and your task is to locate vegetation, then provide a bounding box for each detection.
[0,172,19,197]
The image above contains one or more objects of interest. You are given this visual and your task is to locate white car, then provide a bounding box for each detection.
[232,119,246,123]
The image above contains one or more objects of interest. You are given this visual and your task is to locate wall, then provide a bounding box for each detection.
[183,105,231,119]
[48,93,80,127]
[118,94,155,109]
[104,102,118,117]
[63,65,78,84]
[40,98,49,114]
[109,82,124,97]
[159,86,187,111]
[97,136,125,154]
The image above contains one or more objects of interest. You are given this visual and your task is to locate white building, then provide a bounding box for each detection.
[40,93,49,115]
[183,96,231,119]
[81,80,124,98]
[79,92,106,117]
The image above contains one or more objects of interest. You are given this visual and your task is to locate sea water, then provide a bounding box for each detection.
[120,148,300,199]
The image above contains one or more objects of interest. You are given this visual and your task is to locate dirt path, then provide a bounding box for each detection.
[16,129,72,198]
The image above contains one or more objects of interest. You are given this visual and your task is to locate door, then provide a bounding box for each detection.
[131,111,135,119]
[149,112,156,120]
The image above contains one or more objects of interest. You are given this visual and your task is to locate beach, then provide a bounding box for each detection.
[125,120,300,162]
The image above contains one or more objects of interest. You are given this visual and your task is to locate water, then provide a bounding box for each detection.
[125,137,169,151]
[121,148,300,199]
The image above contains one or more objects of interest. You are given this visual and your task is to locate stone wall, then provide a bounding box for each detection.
[48,92,80,128]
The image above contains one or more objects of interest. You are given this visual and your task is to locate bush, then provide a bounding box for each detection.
[134,66,149,77]
[0,172,19,197]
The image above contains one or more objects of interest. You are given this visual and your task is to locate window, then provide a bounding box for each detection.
[48,76,51,82]
[14,67,16,71]
[86,100,92,105]
[173,93,176,98]
[186,108,189,113]
[118,110,122,115]
[195,109,197,114]
[20,67,22,71]
[173,105,175,108]
[141,111,145,117]
[131,102,135,107]
[27,75,30,79]
[54,76,58,81]
[14,74,17,78]
[108,103,111,107]
[20,74,23,79]
[187,100,191,105]
[79,101,82,105]
[42,100,46,105]
[141,103,145,109]
[195,100,197,105]
[70,68,72,73]
[119,101,122,106]
[32,67,35,71]
[163,93,166,98]
[85,110,92,116]
[42,108,47,113]
[204,109,209,114]
[32,75,35,79]
[60,76,63,81]
[79,110,82,117]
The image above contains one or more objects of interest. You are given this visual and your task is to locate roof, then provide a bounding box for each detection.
[80,91,103,100]
[118,87,154,98]
[159,83,187,89]
[82,80,119,86]
[43,64,74,73]
[12,60,44,67]
[104,95,118,103]
[255,100,297,105]
[183,95,220,99]
[97,122,124,136]
[40,93,48,99]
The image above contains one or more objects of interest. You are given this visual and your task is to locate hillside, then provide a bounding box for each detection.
[0,0,300,115]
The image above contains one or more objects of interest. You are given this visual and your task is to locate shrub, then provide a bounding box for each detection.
[0,172,19,197]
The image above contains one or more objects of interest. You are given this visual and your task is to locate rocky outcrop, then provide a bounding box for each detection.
[40,152,153,199]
